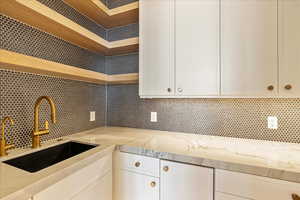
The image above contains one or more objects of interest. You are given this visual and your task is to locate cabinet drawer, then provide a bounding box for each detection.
[216,169,300,200]
[114,152,159,177]
[34,154,112,200]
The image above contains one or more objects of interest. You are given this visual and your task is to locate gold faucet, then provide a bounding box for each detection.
[0,117,15,157]
[32,96,57,148]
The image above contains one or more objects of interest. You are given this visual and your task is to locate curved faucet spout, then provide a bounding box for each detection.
[32,96,57,148]
[1,117,14,140]
[34,96,56,132]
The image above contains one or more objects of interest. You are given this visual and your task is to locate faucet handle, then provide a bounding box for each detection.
[45,121,49,130]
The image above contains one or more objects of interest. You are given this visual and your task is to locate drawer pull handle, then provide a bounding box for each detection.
[285,84,292,90]
[163,166,169,172]
[150,181,156,187]
[135,162,141,167]
[292,194,300,200]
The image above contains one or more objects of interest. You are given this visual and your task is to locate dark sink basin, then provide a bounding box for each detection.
[4,141,97,173]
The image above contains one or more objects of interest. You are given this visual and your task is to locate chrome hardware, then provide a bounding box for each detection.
[135,162,141,167]
[177,88,183,93]
[163,166,169,172]
[0,117,15,157]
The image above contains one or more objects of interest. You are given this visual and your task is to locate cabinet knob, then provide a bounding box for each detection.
[163,166,169,172]
[167,88,172,92]
[285,84,292,90]
[150,181,156,187]
[177,88,183,93]
[267,85,274,91]
[135,162,141,167]
[292,194,300,200]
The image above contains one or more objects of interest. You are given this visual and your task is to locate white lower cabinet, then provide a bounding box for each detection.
[71,171,112,200]
[33,153,112,200]
[114,170,159,200]
[215,192,249,200]
[216,169,300,200]
[160,160,214,200]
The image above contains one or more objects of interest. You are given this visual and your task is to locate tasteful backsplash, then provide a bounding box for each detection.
[1,0,300,147]
[0,69,106,148]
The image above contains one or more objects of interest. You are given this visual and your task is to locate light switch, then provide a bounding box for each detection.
[151,112,157,122]
[268,116,278,129]
[90,111,96,121]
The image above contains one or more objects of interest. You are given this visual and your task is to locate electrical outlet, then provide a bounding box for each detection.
[268,116,278,129]
[151,112,157,122]
[90,111,96,122]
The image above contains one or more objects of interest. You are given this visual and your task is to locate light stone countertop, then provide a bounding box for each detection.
[1,126,300,199]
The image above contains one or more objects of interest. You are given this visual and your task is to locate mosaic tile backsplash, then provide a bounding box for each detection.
[107,85,300,143]
[1,0,300,148]
[0,69,106,148]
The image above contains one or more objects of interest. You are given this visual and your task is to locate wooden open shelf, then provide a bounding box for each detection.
[64,0,139,28]
[0,50,138,85]
[0,0,139,56]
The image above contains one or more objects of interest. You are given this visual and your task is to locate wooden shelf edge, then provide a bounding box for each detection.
[0,50,139,85]
[107,73,139,85]
[63,0,139,28]
[0,50,108,84]
[0,0,139,55]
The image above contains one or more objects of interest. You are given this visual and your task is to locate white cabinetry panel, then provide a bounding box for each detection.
[216,169,300,200]
[114,170,159,200]
[71,171,112,200]
[221,0,278,96]
[139,0,175,96]
[160,160,213,200]
[279,0,300,96]
[175,0,220,96]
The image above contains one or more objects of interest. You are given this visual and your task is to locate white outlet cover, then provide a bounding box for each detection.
[268,116,278,129]
[151,112,157,122]
[90,111,96,122]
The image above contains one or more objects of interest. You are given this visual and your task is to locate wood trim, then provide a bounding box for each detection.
[0,0,139,55]
[63,0,139,28]
[108,73,139,84]
[0,50,138,85]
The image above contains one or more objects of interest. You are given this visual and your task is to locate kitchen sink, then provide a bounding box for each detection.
[3,141,97,173]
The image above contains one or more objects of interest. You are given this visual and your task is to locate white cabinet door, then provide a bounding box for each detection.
[114,170,159,200]
[33,154,112,200]
[139,0,175,97]
[215,192,251,200]
[175,0,220,96]
[279,0,300,96]
[71,171,112,200]
[216,169,300,200]
[160,160,213,200]
[221,0,278,96]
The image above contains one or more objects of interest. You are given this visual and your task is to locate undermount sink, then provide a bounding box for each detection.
[4,141,97,173]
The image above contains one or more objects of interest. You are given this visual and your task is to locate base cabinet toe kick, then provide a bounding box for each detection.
[114,152,300,200]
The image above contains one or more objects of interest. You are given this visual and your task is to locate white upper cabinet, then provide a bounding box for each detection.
[139,0,175,96]
[221,0,278,96]
[279,0,300,96]
[175,0,220,96]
